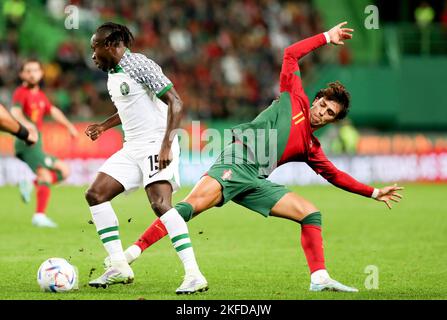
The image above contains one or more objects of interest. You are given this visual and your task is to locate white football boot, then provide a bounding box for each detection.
[176,272,208,294]
[103,245,141,269]
[19,180,33,203]
[32,214,57,228]
[310,278,358,292]
[89,261,134,288]
[309,269,358,292]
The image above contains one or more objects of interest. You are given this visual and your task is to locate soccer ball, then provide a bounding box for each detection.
[37,258,78,292]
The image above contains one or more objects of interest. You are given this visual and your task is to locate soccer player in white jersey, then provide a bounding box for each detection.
[85,22,207,294]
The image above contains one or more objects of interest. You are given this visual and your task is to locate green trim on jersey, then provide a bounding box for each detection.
[110,64,125,74]
[156,83,173,98]
[294,70,301,78]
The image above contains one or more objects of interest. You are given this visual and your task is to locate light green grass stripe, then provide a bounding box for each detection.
[101,235,120,244]
[171,233,189,244]
[98,226,119,235]
[175,243,192,252]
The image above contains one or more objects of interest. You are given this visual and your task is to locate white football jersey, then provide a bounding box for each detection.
[107,50,173,147]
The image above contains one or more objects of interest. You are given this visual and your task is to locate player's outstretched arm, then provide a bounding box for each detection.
[85,112,121,141]
[373,184,404,210]
[50,106,78,138]
[0,104,37,144]
[280,22,353,93]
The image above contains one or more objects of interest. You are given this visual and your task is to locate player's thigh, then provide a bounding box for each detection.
[270,192,319,223]
[232,179,290,218]
[141,141,181,193]
[85,172,125,205]
[16,144,46,173]
[183,176,224,215]
[86,150,140,204]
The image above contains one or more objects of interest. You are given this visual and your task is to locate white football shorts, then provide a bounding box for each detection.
[98,138,180,192]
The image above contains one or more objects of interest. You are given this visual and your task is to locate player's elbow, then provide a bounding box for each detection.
[172,95,183,114]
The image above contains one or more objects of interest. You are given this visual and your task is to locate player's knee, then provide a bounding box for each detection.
[61,166,70,180]
[151,201,171,217]
[85,188,105,206]
[55,162,70,180]
[36,168,52,184]
[301,203,320,217]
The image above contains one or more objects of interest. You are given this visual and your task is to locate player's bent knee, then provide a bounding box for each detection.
[151,201,171,217]
[85,188,106,206]
[36,168,52,184]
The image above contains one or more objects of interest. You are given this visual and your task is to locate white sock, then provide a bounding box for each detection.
[160,208,201,275]
[125,244,142,262]
[89,202,126,263]
[311,269,330,284]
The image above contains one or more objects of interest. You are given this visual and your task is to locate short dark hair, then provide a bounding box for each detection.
[20,58,42,72]
[96,22,134,48]
[314,81,351,120]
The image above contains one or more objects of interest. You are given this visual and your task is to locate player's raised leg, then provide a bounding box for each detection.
[271,192,358,292]
[118,176,222,267]
[31,159,70,227]
[86,172,134,288]
[145,180,212,294]
[31,167,57,228]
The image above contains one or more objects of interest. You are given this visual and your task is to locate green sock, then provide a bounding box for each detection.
[175,202,194,222]
[300,211,322,227]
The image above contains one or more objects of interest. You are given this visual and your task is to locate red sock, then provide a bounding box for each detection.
[36,183,51,214]
[134,218,168,251]
[301,225,326,274]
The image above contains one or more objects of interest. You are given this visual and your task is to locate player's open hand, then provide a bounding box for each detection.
[375,183,404,209]
[327,21,354,45]
[158,144,173,170]
[85,124,104,141]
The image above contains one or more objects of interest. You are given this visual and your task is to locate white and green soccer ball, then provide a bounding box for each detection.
[37,258,78,292]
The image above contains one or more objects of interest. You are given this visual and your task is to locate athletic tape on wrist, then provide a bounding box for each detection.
[14,123,29,141]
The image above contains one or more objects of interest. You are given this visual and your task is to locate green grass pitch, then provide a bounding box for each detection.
[1,183,446,300]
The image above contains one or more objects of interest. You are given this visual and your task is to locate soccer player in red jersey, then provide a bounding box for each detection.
[11,59,79,227]
[110,22,403,292]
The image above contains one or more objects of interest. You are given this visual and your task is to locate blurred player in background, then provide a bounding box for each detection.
[85,22,207,294]
[116,22,404,292]
[11,59,78,228]
[0,103,37,144]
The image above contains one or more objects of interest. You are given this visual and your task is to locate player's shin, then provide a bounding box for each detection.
[160,207,202,275]
[134,202,193,253]
[35,182,51,215]
[89,201,127,264]
[300,212,330,283]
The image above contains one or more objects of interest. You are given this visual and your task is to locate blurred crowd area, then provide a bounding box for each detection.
[0,0,327,121]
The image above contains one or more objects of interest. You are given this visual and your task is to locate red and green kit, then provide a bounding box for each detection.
[12,85,59,173]
[207,33,374,216]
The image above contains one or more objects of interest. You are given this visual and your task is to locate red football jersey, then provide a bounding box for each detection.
[12,85,52,130]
